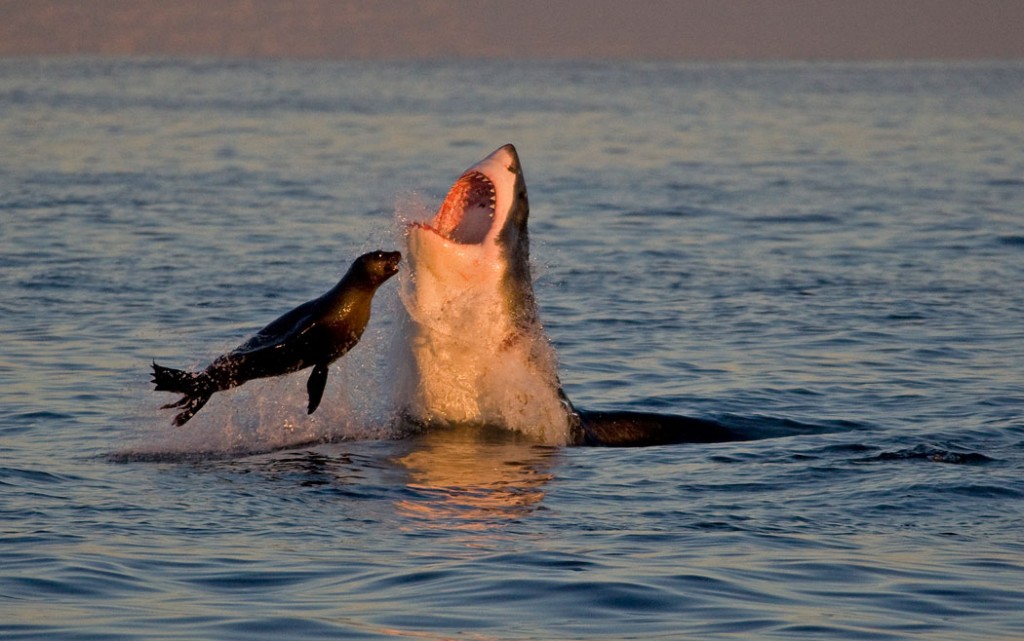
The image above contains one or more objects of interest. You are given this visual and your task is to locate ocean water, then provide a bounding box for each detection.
[2,58,1023,640]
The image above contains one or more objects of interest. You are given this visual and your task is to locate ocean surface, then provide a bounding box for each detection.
[2,58,1023,640]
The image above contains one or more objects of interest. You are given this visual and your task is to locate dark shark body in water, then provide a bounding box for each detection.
[398,145,748,446]
[153,250,401,426]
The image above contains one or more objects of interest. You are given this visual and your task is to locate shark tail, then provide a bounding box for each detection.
[151,361,215,426]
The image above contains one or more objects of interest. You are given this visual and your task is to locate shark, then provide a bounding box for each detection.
[394,144,744,446]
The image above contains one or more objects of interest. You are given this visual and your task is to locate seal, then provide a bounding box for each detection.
[152,250,401,426]
[398,144,746,446]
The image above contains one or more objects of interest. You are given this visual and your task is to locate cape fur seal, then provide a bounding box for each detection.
[152,250,401,426]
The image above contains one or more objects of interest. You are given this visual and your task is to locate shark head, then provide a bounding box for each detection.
[397,144,571,443]
[414,143,528,247]
[406,143,535,329]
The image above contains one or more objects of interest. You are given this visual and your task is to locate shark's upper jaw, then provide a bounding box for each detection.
[412,144,522,248]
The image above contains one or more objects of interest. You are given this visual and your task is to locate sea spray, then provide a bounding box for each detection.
[120,184,573,459]
[390,195,572,444]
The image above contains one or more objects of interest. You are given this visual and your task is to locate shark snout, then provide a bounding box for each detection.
[471,143,521,178]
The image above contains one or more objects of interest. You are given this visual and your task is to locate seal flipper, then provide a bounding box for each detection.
[151,361,214,426]
[306,362,329,414]
[162,393,213,427]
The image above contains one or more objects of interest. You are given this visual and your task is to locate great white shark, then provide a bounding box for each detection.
[395,144,746,446]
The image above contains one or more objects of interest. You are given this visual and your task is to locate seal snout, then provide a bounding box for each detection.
[381,249,402,275]
[360,249,402,282]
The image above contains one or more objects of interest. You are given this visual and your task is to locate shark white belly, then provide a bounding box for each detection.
[394,145,573,444]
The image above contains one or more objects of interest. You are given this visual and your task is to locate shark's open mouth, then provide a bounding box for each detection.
[418,171,497,245]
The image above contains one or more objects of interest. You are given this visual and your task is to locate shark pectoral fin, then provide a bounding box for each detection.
[306,363,329,414]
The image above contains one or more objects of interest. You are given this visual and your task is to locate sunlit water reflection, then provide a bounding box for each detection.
[2,59,1023,640]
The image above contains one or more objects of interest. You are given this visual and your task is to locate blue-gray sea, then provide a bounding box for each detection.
[2,59,1023,640]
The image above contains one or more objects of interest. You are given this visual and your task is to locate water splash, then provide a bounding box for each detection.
[387,192,573,445]
[117,164,578,460]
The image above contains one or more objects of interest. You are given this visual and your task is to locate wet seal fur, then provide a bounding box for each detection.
[152,250,400,426]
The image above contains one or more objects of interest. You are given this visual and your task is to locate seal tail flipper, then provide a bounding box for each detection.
[306,362,329,414]
[151,361,201,393]
[164,393,212,427]
[151,361,214,426]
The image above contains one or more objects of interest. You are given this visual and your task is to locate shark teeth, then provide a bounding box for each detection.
[427,171,498,245]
